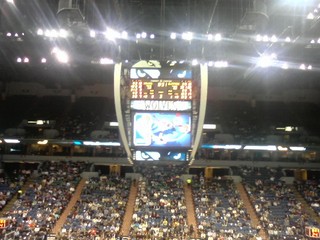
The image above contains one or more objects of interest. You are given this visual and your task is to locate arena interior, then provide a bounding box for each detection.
[0,0,320,239]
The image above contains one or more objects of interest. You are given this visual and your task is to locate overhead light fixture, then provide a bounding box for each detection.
[214,33,222,41]
[37,140,48,145]
[121,31,128,39]
[244,145,277,151]
[191,59,198,65]
[270,35,277,42]
[257,53,277,68]
[51,47,69,64]
[182,32,193,41]
[289,146,306,151]
[170,32,177,39]
[281,63,289,70]
[105,27,120,41]
[59,29,68,38]
[37,29,44,36]
[141,32,147,39]
[99,58,114,65]
[4,139,20,144]
[307,12,315,20]
[90,30,96,38]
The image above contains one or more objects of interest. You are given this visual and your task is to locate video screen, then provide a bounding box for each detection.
[135,150,187,161]
[133,112,191,148]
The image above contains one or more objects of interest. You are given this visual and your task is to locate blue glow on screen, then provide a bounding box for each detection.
[133,112,191,148]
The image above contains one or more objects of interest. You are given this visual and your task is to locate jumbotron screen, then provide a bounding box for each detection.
[133,112,191,148]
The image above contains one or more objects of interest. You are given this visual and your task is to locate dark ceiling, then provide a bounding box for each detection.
[1,0,320,87]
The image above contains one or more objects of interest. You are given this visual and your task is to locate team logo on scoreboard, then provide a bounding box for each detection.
[131,100,192,111]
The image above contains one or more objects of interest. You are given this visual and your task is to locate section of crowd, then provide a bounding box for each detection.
[0,161,89,239]
[0,163,319,240]
[192,175,258,239]
[130,164,191,239]
[240,167,319,240]
[58,175,131,240]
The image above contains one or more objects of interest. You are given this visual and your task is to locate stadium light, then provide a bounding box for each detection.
[90,30,96,38]
[170,32,177,39]
[99,58,114,65]
[307,12,315,19]
[37,28,44,36]
[214,33,222,41]
[16,57,22,63]
[182,32,193,41]
[23,57,29,63]
[105,27,120,41]
[141,32,147,39]
[121,31,128,39]
[4,139,20,144]
[41,58,47,63]
[51,47,69,64]
[257,53,277,68]
[6,0,14,4]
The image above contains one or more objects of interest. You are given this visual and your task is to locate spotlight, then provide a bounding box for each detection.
[23,57,29,63]
[16,57,22,63]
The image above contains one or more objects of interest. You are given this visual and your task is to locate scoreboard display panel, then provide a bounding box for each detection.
[306,226,320,238]
[130,79,192,100]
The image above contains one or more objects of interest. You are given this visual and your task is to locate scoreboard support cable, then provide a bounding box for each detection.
[114,62,133,164]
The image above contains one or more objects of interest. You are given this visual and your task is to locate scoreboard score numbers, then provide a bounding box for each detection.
[130,79,192,100]
[306,226,320,238]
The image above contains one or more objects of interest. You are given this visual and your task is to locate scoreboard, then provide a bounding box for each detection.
[130,79,192,100]
[306,226,320,238]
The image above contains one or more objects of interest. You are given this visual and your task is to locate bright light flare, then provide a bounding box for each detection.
[51,47,69,63]
[170,32,177,39]
[105,27,120,41]
[257,53,277,68]
[90,30,96,38]
[99,58,114,65]
[182,32,193,41]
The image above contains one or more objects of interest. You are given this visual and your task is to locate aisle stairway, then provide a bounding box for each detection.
[236,182,269,240]
[184,184,198,238]
[292,186,320,225]
[120,181,138,237]
[51,178,86,234]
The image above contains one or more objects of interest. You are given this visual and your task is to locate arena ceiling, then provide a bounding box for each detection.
[1,0,320,87]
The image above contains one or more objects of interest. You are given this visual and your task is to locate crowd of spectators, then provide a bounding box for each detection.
[0,169,31,211]
[191,174,258,239]
[0,161,87,240]
[130,164,190,239]
[58,174,131,240]
[295,179,320,217]
[241,167,317,240]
